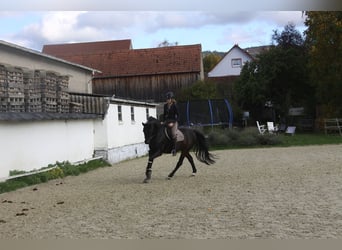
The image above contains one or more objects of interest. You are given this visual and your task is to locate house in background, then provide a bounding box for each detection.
[208,44,253,78]
[206,44,272,101]
[43,40,204,102]
[208,44,272,78]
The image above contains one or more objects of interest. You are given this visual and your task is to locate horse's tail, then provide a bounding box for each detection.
[193,130,216,165]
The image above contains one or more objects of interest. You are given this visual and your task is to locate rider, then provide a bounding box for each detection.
[163,91,183,156]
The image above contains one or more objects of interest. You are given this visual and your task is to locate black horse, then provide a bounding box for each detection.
[142,116,215,183]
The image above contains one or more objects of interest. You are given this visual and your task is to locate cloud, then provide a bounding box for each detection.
[256,11,306,28]
[3,11,306,51]
[11,12,106,48]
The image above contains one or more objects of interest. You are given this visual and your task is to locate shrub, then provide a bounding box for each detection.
[207,127,282,148]
[256,134,282,145]
[207,130,229,146]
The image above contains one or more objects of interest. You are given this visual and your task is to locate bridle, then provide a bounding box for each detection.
[143,122,157,144]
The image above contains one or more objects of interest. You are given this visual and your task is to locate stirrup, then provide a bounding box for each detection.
[171,149,176,156]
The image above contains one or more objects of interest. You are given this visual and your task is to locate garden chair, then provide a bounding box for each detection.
[267,122,279,134]
[256,121,267,135]
[285,126,296,136]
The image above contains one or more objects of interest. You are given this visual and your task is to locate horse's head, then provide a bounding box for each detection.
[142,117,160,144]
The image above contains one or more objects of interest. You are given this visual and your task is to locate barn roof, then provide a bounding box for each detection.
[244,45,273,58]
[42,39,133,56]
[42,41,202,77]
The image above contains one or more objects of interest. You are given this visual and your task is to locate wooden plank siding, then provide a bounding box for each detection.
[69,93,108,115]
[93,72,201,102]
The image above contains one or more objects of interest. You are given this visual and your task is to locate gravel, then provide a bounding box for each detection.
[1,144,342,239]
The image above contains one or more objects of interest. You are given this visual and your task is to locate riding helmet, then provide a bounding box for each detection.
[166,91,174,99]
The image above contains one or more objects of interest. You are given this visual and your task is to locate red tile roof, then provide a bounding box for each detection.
[42,39,133,56]
[42,41,202,77]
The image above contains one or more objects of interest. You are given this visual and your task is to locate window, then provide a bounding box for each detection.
[231,58,242,68]
[146,108,149,120]
[117,105,122,121]
[130,106,135,122]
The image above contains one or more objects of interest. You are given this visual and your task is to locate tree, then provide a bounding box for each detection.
[157,39,178,47]
[304,11,342,117]
[234,23,312,121]
[202,53,222,74]
[272,22,304,48]
[178,80,218,101]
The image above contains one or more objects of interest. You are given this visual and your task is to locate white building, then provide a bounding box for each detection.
[208,44,272,77]
[0,99,157,180]
[0,40,157,181]
[0,40,98,93]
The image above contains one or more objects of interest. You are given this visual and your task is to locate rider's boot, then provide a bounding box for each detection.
[171,139,177,156]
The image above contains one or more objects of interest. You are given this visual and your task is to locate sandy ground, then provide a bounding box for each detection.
[1,144,342,239]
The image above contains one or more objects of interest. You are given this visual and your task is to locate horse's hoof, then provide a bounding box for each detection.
[143,178,151,183]
[190,173,196,177]
[167,176,172,180]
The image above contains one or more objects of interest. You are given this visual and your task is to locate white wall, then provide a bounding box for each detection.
[94,102,157,164]
[208,47,252,77]
[0,119,95,179]
[0,101,157,180]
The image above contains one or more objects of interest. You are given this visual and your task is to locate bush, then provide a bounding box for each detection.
[207,130,229,146]
[207,127,282,148]
[255,133,282,145]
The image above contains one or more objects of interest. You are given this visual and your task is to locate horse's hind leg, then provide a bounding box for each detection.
[167,154,185,179]
[186,153,197,176]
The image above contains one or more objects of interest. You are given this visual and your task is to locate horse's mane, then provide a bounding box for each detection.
[146,116,161,125]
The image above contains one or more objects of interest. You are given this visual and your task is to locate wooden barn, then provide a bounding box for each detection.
[43,40,204,102]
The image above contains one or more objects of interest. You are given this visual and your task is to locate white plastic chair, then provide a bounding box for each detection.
[285,126,296,136]
[267,122,279,134]
[256,121,267,135]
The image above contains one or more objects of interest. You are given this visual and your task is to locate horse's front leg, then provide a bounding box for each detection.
[143,158,154,183]
[143,150,162,183]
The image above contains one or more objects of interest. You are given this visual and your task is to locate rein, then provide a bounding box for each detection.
[146,121,171,143]
[164,127,171,140]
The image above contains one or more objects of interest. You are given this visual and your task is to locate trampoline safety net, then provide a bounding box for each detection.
[177,99,233,128]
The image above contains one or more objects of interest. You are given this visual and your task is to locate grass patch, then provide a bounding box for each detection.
[0,159,110,194]
[279,133,342,147]
[207,127,342,150]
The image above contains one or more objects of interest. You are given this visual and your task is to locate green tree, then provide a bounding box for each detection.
[304,11,342,117]
[203,53,222,74]
[178,80,218,101]
[234,23,312,121]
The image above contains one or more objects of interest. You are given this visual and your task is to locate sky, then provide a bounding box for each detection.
[0,0,331,53]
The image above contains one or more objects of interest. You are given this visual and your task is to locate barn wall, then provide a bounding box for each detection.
[92,72,201,102]
[0,119,95,179]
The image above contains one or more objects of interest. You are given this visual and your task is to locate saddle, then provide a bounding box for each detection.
[163,123,184,142]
